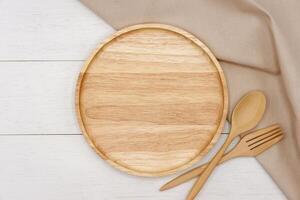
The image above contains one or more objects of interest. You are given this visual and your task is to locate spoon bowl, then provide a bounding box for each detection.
[230,91,266,137]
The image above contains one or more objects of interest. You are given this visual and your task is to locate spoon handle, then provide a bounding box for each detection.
[160,146,239,191]
[186,134,234,200]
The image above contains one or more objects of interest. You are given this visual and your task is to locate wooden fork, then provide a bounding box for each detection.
[160,124,283,191]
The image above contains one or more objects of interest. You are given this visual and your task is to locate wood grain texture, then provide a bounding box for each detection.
[0,0,286,198]
[0,61,82,134]
[76,24,228,176]
[0,0,113,60]
[0,135,286,200]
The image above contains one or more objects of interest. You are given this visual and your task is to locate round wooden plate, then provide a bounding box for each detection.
[76,24,228,177]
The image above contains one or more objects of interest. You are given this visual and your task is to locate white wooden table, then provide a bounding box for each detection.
[0,0,287,199]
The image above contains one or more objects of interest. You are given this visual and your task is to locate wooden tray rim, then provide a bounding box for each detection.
[76,23,228,177]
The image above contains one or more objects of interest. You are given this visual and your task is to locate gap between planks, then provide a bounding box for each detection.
[0,133,228,136]
[0,60,85,62]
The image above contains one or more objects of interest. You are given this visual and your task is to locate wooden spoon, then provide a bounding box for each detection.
[186,91,266,200]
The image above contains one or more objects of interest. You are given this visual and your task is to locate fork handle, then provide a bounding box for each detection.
[160,146,240,191]
[186,135,234,200]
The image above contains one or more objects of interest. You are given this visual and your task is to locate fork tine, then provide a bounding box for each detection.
[249,130,282,148]
[247,128,282,146]
[249,133,283,156]
[243,124,280,142]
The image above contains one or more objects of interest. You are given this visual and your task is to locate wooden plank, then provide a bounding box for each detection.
[0,61,82,134]
[0,61,229,135]
[0,135,286,200]
[0,0,113,60]
[0,61,218,134]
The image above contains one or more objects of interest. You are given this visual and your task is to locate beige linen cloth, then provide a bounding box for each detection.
[80,0,300,199]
